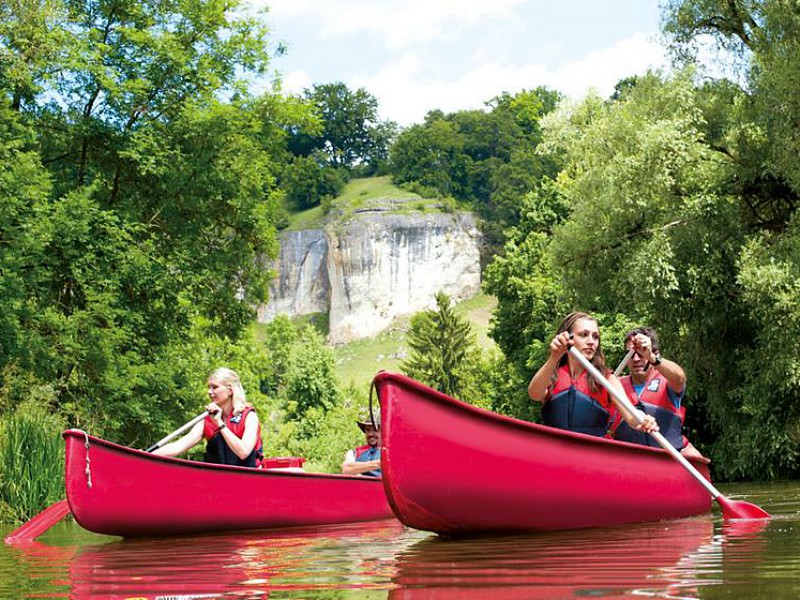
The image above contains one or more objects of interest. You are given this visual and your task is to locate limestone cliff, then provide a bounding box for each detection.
[258,211,482,344]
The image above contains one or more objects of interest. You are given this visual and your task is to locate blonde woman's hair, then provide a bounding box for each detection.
[208,367,249,414]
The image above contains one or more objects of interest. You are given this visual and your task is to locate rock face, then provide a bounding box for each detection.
[258,212,482,344]
[259,229,329,321]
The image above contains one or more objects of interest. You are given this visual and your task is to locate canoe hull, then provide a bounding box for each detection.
[64,430,393,537]
[374,372,712,535]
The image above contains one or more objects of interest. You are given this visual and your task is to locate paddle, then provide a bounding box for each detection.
[614,348,635,377]
[4,500,71,545]
[568,345,770,521]
[145,410,209,452]
[4,411,211,545]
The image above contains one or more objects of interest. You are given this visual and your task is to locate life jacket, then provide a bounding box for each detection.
[614,372,685,449]
[354,444,381,477]
[541,364,615,437]
[203,406,264,468]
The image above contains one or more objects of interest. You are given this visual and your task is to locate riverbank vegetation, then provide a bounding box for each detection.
[481,2,800,480]
[2,0,799,522]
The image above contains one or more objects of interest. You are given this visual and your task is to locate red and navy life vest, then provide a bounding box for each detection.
[354,444,381,477]
[614,372,685,450]
[202,406,263,468]
[541,364,615,437]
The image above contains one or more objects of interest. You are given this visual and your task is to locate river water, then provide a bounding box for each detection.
[1,481,798,599]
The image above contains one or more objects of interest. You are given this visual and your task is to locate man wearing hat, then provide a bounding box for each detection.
[341,408,381,477]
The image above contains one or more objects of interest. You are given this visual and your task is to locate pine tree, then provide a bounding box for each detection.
[401,292,482,401]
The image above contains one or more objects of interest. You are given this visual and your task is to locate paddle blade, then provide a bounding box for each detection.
[4,499,70,545]
[717,495,771,521]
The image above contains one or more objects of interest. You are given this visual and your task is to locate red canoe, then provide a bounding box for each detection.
[63,429,393,537]
[373,372,713,535]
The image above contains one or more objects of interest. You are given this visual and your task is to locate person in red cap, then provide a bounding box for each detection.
[341,408,381,477]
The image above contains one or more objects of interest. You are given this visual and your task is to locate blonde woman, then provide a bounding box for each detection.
[153,368,263,467]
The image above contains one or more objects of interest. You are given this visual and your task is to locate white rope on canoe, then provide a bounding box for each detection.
[79,430,92,489]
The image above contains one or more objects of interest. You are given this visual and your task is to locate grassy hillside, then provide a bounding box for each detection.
[333,293,498,390]
[285,175,444,231]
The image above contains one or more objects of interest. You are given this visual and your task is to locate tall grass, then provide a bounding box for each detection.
[0,403,65,523]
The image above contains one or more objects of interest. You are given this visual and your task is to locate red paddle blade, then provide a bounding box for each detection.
[717,495,771,521]
[3,499,70,545]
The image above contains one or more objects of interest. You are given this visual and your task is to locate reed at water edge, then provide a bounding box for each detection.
[0,403,65,524]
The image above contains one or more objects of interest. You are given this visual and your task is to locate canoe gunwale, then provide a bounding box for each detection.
[62,429,383,482]
[62,429,392,537]
[373,372,710,465]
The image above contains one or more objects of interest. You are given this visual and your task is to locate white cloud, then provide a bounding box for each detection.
[347,32,668,125]
[279,69,313,95]
[250,1,669,126]
[252,0,529,48]
[545,32,668,97]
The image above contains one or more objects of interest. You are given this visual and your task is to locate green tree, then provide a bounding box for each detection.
[492,72,748,465]
[0,0,72,111]
[482,179,571,419]
[663,0,798,227]
[283,326,341,421]
[281,154,347,210]
[401,292,484,403]
[389,88,561,252]
[657,0,800,478]
[487,62,800,479]
[260,316,342,423]
[0,0,308,444]
[389,114,466,197]
[289,82,397,170]
[0,102,52,379]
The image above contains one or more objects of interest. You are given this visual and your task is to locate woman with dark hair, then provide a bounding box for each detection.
[528,312,658,437]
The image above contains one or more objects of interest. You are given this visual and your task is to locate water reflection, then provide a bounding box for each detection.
[3,486,798,600]
[10,519,414,599]
[390,518,715,599]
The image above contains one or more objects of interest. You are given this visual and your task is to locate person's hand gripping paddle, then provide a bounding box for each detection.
[568,342,769,521]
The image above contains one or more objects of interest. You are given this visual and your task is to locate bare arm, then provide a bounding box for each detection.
[219,411,260,460]
[341,449,381,476]
[652,358,686,395]
[631,333,686,394]
[528,332,571,402]
[152,421,204,457]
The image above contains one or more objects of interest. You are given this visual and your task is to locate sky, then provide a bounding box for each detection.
[247,0,670,127]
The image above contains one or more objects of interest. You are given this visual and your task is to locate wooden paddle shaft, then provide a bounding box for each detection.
[568,346,722,500]
[145,411,209,452]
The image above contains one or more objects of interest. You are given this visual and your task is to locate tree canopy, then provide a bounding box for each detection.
[287,82,397,171]
[389,87,561,251]
[0,0,309,444]
[401,292,485,405]
[3,0,800,489]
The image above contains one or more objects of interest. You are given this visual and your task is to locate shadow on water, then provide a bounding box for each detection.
[1,481,798,599]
